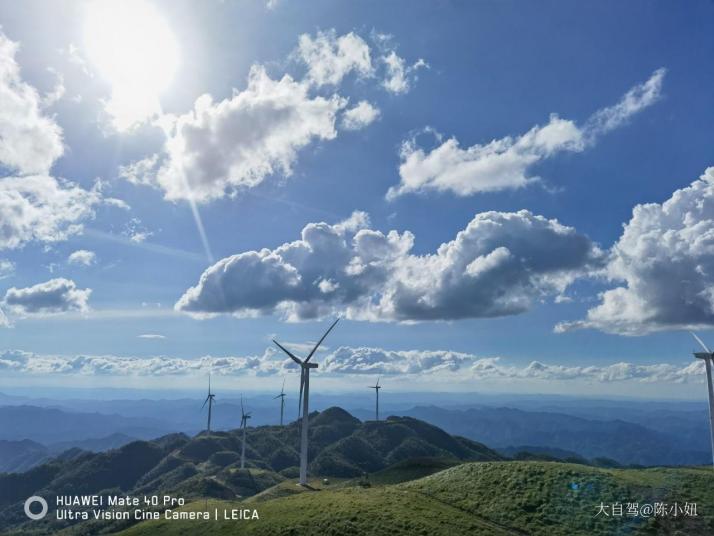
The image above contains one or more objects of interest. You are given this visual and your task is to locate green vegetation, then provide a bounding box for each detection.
[2,408,712,535]
[117,461,714,536]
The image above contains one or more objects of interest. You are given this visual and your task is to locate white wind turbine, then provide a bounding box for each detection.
[691,332,714,468]
[274,379,287,426]
[201,374,216,434]
[273,318,340,485]
[369,377,381,421]
[240,395,251,470]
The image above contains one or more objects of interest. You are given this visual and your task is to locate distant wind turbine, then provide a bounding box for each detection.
[240,395,251,470]
[273,318,340,485]
[201,374,216,434]
[369,377,381,421]
[690,332,714,468]
[274,379,287,426]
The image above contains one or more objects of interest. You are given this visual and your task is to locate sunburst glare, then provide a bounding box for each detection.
[84,0,179,130]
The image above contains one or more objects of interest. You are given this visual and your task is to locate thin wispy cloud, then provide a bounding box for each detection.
[387,69,665,199]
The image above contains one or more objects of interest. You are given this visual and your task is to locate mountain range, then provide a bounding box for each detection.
[1,407,711,536]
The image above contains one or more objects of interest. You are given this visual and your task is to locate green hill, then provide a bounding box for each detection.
[0,408,502,535]
[117,461,714,536]
[5,407,710,535]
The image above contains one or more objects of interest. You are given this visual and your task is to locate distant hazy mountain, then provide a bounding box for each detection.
[400,405,710,466]
[0,439,49,473]
[0,405,172,443]
[0,434,140,474]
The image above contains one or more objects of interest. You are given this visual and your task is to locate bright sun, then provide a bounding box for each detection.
[84,0,179,130]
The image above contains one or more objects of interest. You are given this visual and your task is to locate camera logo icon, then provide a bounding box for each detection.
[24,496,48,520]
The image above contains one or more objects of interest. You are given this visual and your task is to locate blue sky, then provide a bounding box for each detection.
[0,0,712,397]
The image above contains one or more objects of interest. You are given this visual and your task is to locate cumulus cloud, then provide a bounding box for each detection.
[0,345,703,385]
[0,32,105,250]
[67,249,96,266]
[0,348,286,377]
[176,209,601,322]
[557,167,714,335]
[2,278,91,316]
[123,30,423,202]
[323,346,473,375]
[0,33,63,175]
[0,175,102,250]
[135,66,346,202]
[297,30,374,87]
[341,100,380,131]
[387,69,665,199]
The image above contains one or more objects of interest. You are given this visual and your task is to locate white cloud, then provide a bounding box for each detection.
[138,333,166,339]
[0,33,63,175]
[468,356,705,384]
[122,30,422,202]
[2,278,91,316]
[0,348,286,377]
[122,217,153,243]
[0,259,14,279]
[142,66,346,202]
[0,32,104,250]
[0,346,703,385]
[0,175,102,250]
[557,166,714,335]
[387,69,665,199]
[341,100,380,131]
[297,30,373,87]
[67,249,96,266]
[381,52,427,95]
[176,209,601,322]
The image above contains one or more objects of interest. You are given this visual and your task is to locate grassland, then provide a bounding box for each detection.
[115,461,714,536]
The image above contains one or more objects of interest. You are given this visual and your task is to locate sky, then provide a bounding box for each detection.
[0,0,712,398]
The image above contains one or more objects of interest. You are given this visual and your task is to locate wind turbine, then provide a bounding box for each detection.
[201,374,216,434]
[274,379,287,426]
[273,318,340,485]
[690,332,714,468]
[240,396,251,470]
[369,377,381,421]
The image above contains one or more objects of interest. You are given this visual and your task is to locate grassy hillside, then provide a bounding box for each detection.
[0,408,502,535]
[116,461,714,536]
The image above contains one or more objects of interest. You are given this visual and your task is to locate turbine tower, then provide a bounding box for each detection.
[240,396,251,470]
[369,377,381,421]
[273,318,340,485]
[274,379,287,426]
[201,374,216,434]
[690,332,714,468]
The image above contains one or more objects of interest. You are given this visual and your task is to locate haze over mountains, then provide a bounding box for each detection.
[0,390,709,471]
[0,406,712,536]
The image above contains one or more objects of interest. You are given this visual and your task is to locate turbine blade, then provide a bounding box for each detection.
[376,376,380,387]
[201,396,209,409]
[281,377,285,395]
[305,318,340,362]
[691,332,712,354]
[273,340,302,364]
[273,394,282,399]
